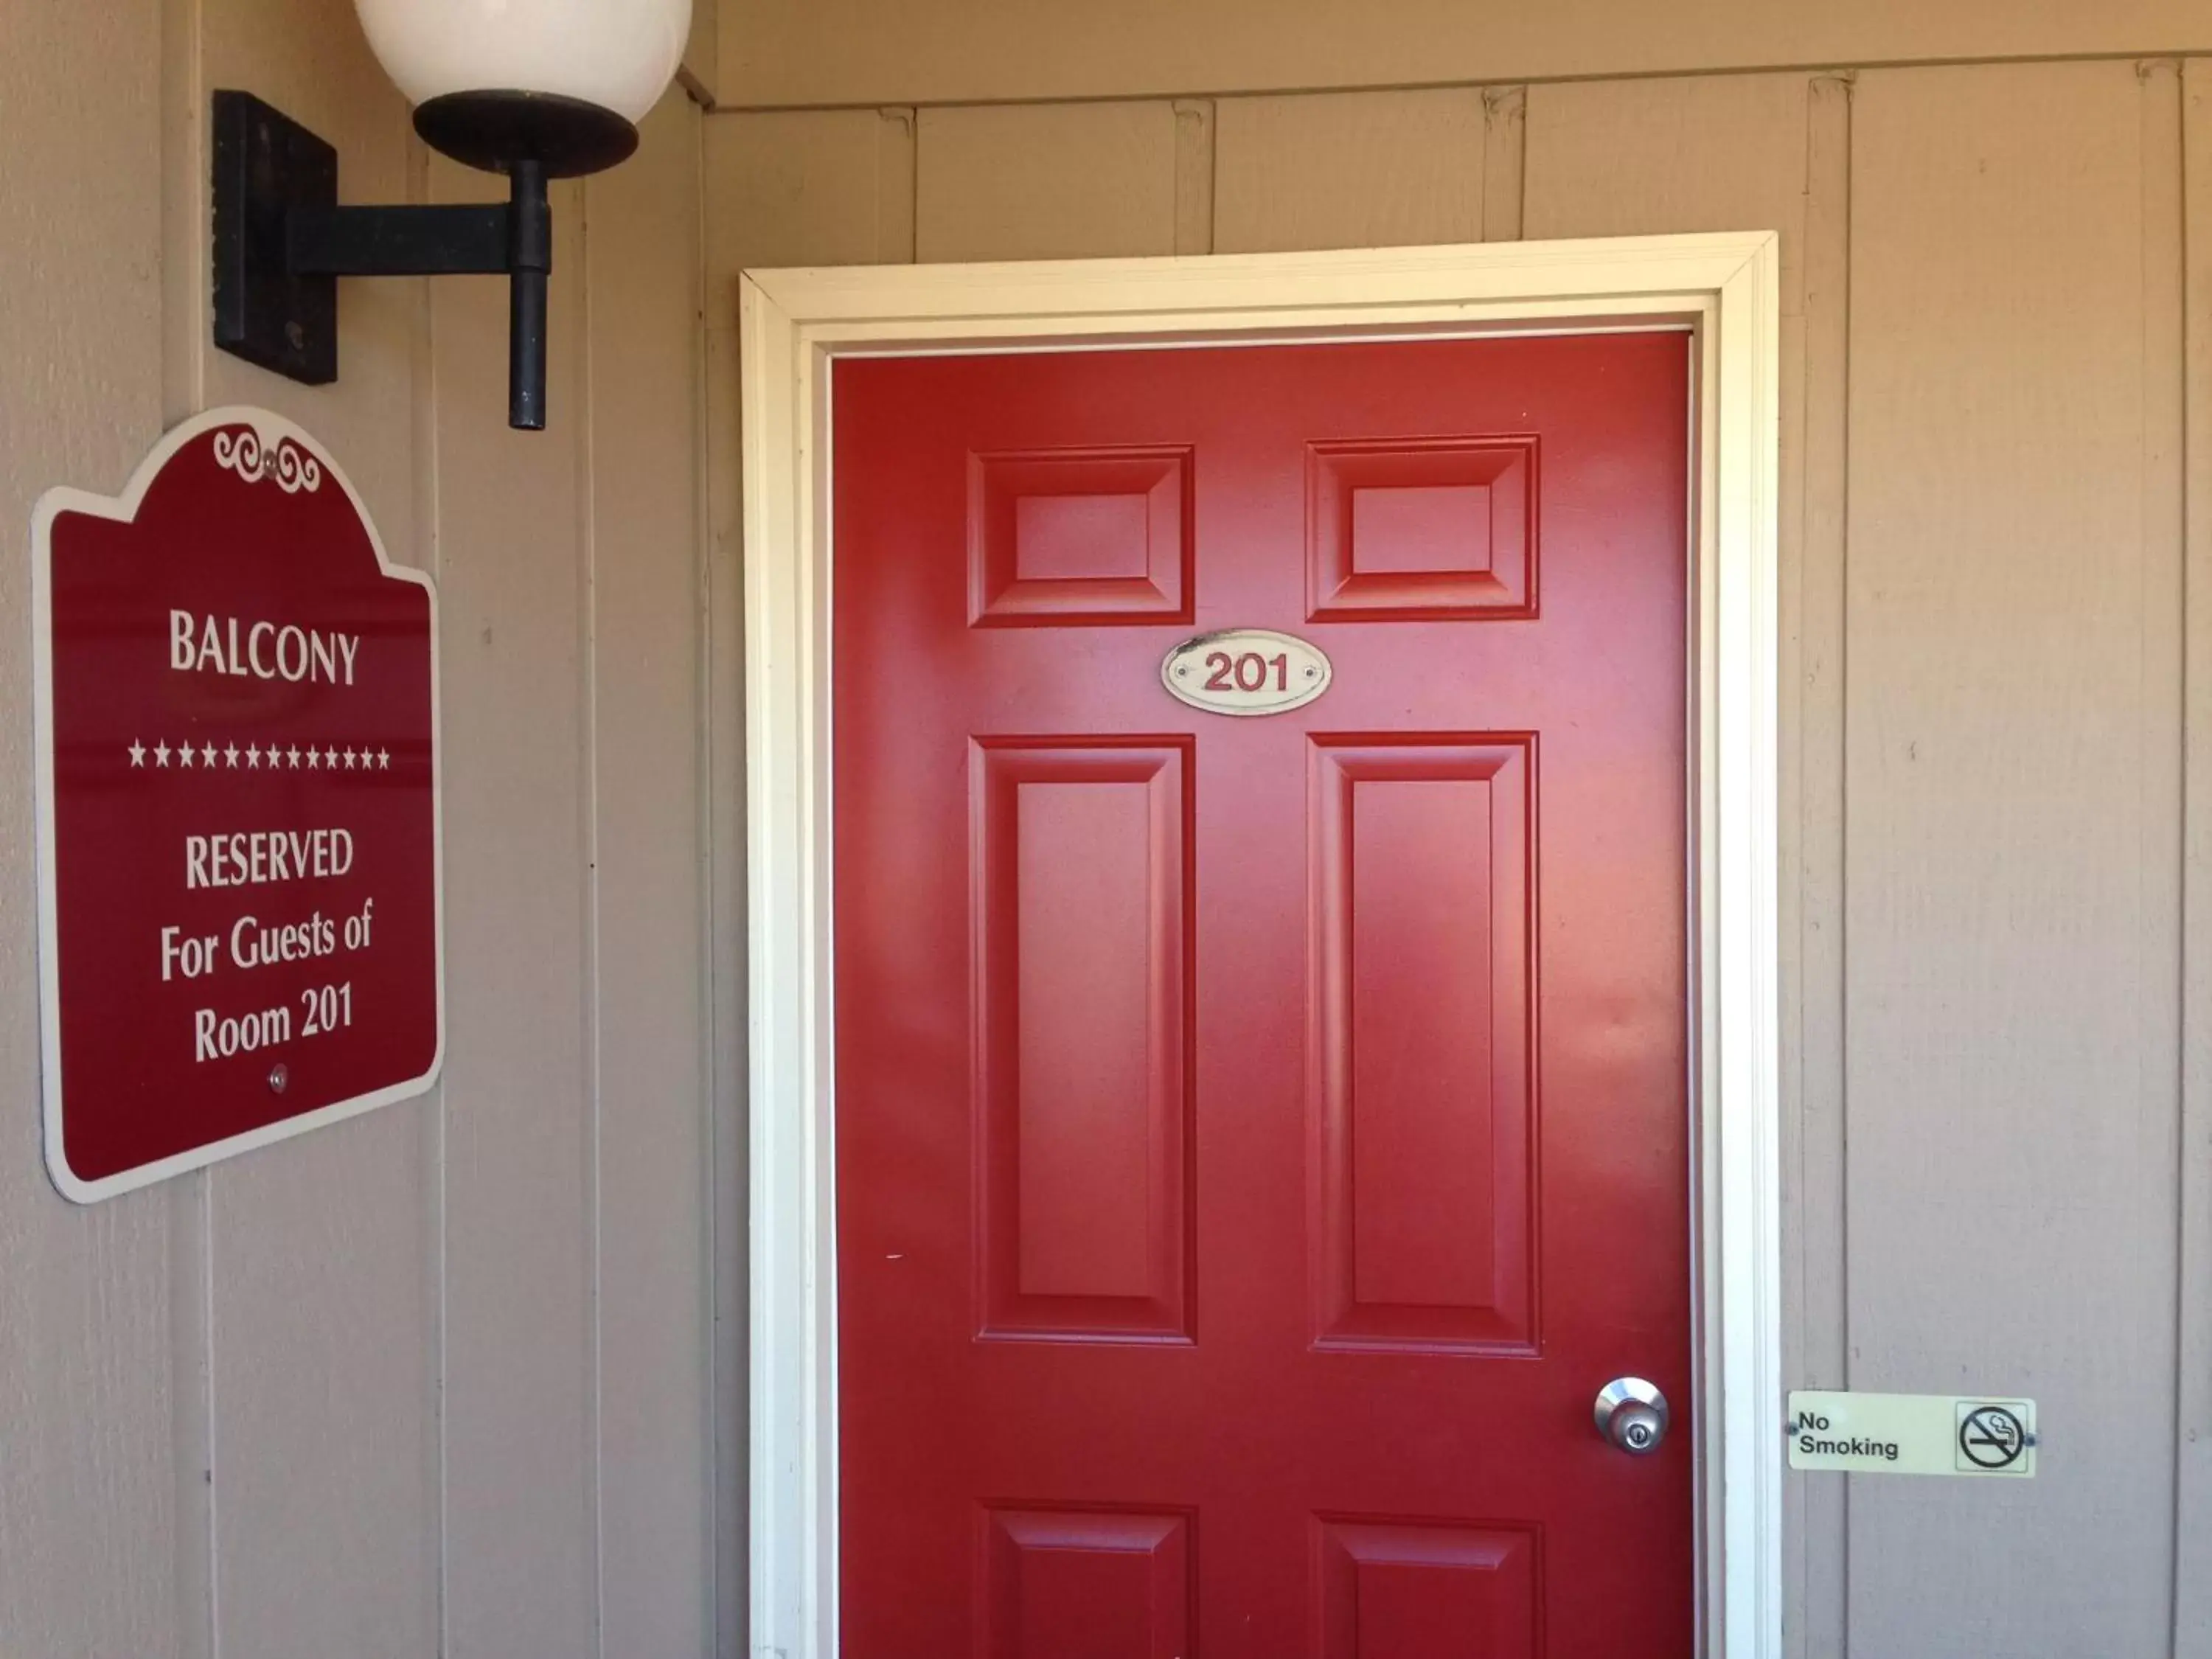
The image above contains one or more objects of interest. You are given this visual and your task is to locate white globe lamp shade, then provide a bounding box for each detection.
[355,0,691,175]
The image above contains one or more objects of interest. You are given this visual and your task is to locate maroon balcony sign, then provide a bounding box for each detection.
[32,408,442,1202]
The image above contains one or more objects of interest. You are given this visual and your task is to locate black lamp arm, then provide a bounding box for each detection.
[283,163,552,430]
[212,91,554,431]
[285,204,509,276]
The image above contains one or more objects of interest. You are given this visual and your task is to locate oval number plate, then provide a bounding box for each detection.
[1161,629,1332,717]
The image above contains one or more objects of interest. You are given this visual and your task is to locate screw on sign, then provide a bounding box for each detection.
[1958,1405,2028,1470]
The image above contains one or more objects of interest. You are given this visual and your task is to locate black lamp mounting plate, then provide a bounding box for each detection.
[213,90,341,386]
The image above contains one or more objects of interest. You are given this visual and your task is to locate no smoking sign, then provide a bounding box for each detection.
[1788,1391,2037,1478]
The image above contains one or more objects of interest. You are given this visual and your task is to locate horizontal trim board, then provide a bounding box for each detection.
[832,321,1694,361]
[716,0,2212,109]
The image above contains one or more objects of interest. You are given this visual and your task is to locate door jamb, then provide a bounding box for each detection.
[737,232,1783,1658]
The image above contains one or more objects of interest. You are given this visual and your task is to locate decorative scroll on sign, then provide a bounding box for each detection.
[32,408,442,1202]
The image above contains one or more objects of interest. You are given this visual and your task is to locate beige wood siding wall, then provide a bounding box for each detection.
[0,2,722,1658]
[8,4,2212,1655]
[706,58,2212,1658]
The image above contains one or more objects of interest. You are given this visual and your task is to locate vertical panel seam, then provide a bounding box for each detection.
[2167,53,2208,1659]
[2135,55,2189,1659]
[1172,100,1215,257]
[2185,57,2212,1657]
[689,103,729,1659]
[159,0,217,1646]
[1202,100,1219,254]
[877,108,918,263]
[412,126,453,1659]
[202,1178,222,1659]
[1834,69,1853,1659]
[1803,66,1854,1659]
[691,102,715,1659]
[1827,74,1851,1659]
[1481,85,1526,242]
[577,175,609,1659]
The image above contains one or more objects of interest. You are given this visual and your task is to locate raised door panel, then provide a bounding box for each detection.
[974,740,1194,1342]
[981,1509,1194,1659]
[970,447,1194,625]
[1316,1519,1540,1658]
[1307,436,1537,620]
[1310,737,1535,1353]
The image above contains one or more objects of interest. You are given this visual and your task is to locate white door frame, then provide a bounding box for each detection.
[739,232,1782,1659]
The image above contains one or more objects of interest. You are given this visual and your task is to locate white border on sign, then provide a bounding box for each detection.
[737,234,1781,1658]
[31,405,447,1204]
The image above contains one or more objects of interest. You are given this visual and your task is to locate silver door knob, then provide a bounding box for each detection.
[1593,1377,1669,1455]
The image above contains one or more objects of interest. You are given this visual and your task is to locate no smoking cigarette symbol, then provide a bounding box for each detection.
[1958,1405,2027,1470]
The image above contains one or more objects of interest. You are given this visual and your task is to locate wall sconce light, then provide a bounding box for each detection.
[213,0,692,430]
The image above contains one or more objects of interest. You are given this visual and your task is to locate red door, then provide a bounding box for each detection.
[833,333,1691,1657]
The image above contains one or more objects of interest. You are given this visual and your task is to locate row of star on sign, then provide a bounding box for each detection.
[127,740,393,771]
